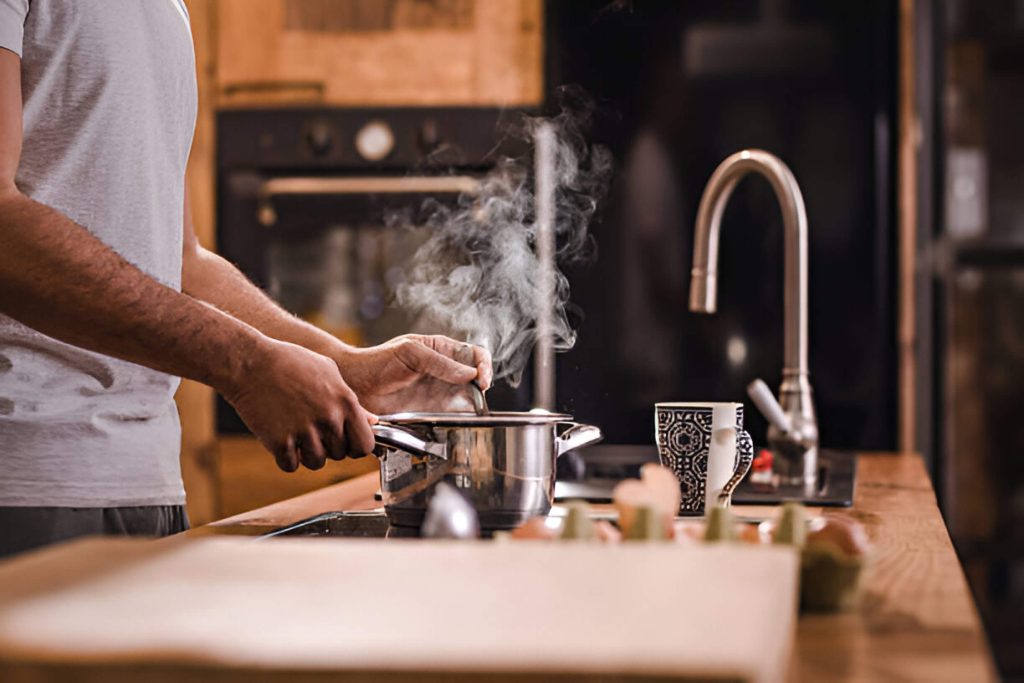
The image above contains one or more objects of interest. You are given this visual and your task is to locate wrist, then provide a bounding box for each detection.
[209,325,273,398]
[305,329,354,364]
[331,343,366,381]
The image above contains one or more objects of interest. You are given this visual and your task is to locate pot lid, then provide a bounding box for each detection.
[378,410,573,426]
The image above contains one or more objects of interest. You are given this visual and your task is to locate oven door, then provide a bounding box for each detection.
[215,171,503,432]
[221,171,483,332]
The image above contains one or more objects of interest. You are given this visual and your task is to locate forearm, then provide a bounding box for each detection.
[0,191,266,391]
[182,246,352,360]
[182,247,491,416]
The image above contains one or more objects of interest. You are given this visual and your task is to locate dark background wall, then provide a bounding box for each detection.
[544,0,899,451]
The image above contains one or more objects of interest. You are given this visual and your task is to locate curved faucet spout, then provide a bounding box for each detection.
[689,149,809,380]
[688,149,818,487]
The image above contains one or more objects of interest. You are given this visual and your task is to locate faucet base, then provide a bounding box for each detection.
[770,376,819,493]
[771,443,819,496]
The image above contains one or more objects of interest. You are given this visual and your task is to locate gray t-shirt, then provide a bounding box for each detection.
[0,1,197,506]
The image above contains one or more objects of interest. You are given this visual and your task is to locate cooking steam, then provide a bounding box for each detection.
[395,93,612,386]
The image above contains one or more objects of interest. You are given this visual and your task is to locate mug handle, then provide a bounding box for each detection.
[716,428,754,507]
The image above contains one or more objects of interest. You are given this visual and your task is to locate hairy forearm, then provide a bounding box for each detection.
[182,246,352,360]
[0,191,266,391]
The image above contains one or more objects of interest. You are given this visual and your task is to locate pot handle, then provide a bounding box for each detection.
[373,424,448,461]
[556,422,603,458]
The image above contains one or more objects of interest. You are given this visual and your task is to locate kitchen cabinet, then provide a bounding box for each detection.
[216,0,543,106]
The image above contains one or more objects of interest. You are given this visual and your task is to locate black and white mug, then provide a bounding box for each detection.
[655,402,755,515]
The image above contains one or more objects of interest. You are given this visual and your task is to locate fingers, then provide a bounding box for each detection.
[396,338,478,385]
[346,405,377,458]
[408,335,494,389]
[320,417,349,461]
[273,436,300,473]
[474,345,494,390]
[445,337,494,390]
[277,393,374,469]
[297,426,327,470]
[279,421,353,469]
[318,390,376,461]
[451,339,476,366]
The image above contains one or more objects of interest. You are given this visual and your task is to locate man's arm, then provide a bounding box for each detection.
[180,193,493,414]
[0,48,374,470]
[179,196,353,367]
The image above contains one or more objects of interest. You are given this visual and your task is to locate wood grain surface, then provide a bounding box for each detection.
[215,0,543,106]
[0,538,798,683]
[791,455,996,682]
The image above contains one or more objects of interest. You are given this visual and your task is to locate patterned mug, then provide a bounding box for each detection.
[655,402,755,515]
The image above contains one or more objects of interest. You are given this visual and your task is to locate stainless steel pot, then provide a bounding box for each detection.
[373,412,603,530]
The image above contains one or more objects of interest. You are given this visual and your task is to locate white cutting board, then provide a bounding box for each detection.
[0,537,798,682]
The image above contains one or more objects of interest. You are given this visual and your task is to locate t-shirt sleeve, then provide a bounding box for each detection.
[0,0,29,58]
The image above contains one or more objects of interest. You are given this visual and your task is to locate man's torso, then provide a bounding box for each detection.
[0,0,197,506]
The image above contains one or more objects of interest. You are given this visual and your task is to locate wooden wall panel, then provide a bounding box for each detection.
[216,0,543,106]
[179,0,221,526]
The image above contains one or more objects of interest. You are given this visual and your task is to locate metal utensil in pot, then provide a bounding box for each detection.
[469,380,489,416]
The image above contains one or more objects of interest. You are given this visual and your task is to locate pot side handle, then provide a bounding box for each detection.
[556,423,603,458]
[373,424,448,460]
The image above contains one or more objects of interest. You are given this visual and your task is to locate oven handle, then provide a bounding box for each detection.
[257,176,482,226]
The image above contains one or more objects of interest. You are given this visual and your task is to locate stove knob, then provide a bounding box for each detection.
[418,118,441,153]
[355,120,394,162]
[305,121,335,158]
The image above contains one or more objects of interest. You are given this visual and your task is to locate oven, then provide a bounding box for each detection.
[215,107,530,433]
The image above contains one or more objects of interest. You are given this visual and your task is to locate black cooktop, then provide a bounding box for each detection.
[554,445,857,507]
[263,510,397,539]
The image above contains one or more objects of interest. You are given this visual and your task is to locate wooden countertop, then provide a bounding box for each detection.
[790,454,994,681]
[201,452,997,682]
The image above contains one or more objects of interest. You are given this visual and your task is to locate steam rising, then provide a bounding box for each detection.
[395,93,612,386]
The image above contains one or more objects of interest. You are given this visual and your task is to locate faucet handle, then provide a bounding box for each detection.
[747,379,794,435]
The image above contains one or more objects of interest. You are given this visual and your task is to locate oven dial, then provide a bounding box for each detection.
[305,121,335,158]
[418,118,441,152]
[355,120,395,161]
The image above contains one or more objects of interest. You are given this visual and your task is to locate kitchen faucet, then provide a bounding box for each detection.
[688,149,818,489]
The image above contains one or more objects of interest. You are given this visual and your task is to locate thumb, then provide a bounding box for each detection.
[398,341,478,385]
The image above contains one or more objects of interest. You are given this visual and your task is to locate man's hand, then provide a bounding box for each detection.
[336,334,493,415]
[220,338,377,472]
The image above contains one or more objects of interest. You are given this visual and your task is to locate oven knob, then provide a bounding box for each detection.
[355,120,394,162]
[419,118,441,152]
[305,121,335,158]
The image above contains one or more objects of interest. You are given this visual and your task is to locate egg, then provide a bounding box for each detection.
[806,516,871,557]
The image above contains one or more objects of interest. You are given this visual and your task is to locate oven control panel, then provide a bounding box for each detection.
[218,108,532,171]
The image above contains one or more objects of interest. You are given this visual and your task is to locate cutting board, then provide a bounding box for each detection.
[0,537,798,682]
